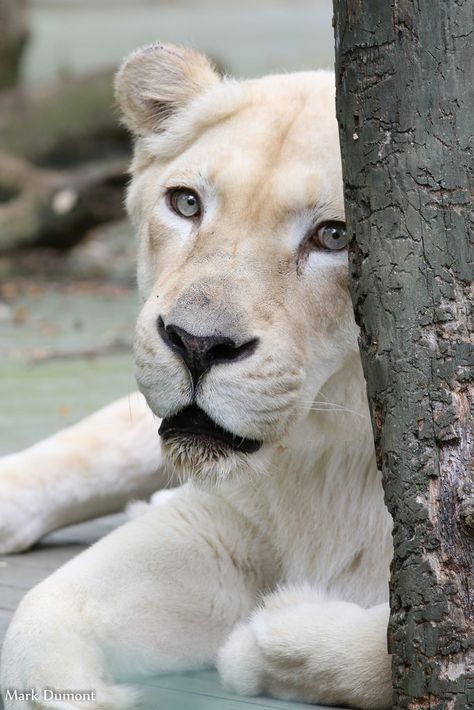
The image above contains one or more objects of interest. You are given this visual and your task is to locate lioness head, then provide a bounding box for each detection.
[116,44,358,479]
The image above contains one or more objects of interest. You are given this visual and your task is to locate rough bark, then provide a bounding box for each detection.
[333,1,474,709]
[0,0,29,90]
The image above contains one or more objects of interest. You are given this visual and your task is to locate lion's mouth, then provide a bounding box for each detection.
[159,404,262,455]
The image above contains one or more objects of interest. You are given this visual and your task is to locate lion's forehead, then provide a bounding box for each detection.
[138,71,342,214]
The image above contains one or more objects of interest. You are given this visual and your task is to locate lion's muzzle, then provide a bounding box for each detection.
[157,315,259,386]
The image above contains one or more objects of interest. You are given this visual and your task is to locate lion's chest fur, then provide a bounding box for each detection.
[220,370,393,609]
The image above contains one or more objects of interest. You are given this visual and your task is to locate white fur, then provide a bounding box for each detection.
[218,588,392,708]
[0,393,169,554]
[126,488,179,519]
[0,48,393,710]
[1,370,392,709]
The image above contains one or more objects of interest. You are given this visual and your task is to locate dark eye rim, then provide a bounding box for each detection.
[166,187,202,219]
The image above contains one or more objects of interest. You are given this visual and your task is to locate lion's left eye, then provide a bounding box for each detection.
[168,189,201,218]
[313,221,348,251]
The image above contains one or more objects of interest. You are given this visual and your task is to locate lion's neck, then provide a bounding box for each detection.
[288,352,374,458]
[222,353,393,607]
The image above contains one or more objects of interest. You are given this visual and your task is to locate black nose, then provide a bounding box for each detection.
[157,317,258,384]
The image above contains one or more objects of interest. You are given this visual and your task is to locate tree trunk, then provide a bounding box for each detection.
[0,0,29,91]
[333,2,474,709]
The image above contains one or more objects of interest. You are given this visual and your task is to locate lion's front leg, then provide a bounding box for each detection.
[0,392,168,554]
[218,586,392,710]
[1,484,270,710]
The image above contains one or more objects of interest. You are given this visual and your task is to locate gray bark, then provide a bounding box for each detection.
[333,1,474,708]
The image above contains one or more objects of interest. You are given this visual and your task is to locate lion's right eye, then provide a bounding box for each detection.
[168,189,201,219]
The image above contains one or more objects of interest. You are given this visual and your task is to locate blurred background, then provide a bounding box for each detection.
[0,0,334,456]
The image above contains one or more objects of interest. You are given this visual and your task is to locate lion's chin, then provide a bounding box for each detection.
[161,434,247,482]
[157,404,263,481]
[159,404,262,453]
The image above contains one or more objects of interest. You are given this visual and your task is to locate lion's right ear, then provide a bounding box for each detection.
[115,43,220,136]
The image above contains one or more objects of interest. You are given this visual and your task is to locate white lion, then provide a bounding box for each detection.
[0,44,393,709]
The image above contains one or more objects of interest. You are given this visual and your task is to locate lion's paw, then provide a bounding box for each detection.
[0,453,50,554]
[217,620,265,696]
[218,611,303,703]
[218,593,392,709]
[217,602,312,701]
[218,586,324,698]
[217,588,344,703]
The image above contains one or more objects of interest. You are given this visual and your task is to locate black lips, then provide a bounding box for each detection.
[159,404,262,454]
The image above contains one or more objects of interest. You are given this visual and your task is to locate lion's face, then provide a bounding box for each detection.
[116,44,358,479]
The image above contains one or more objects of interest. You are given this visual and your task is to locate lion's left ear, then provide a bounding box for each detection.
[115,43,220,136]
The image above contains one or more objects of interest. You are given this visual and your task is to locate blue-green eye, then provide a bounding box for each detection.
[314,221,348,251]
[169,189,201,218]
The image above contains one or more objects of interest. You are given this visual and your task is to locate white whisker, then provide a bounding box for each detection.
[294,400,368,419]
